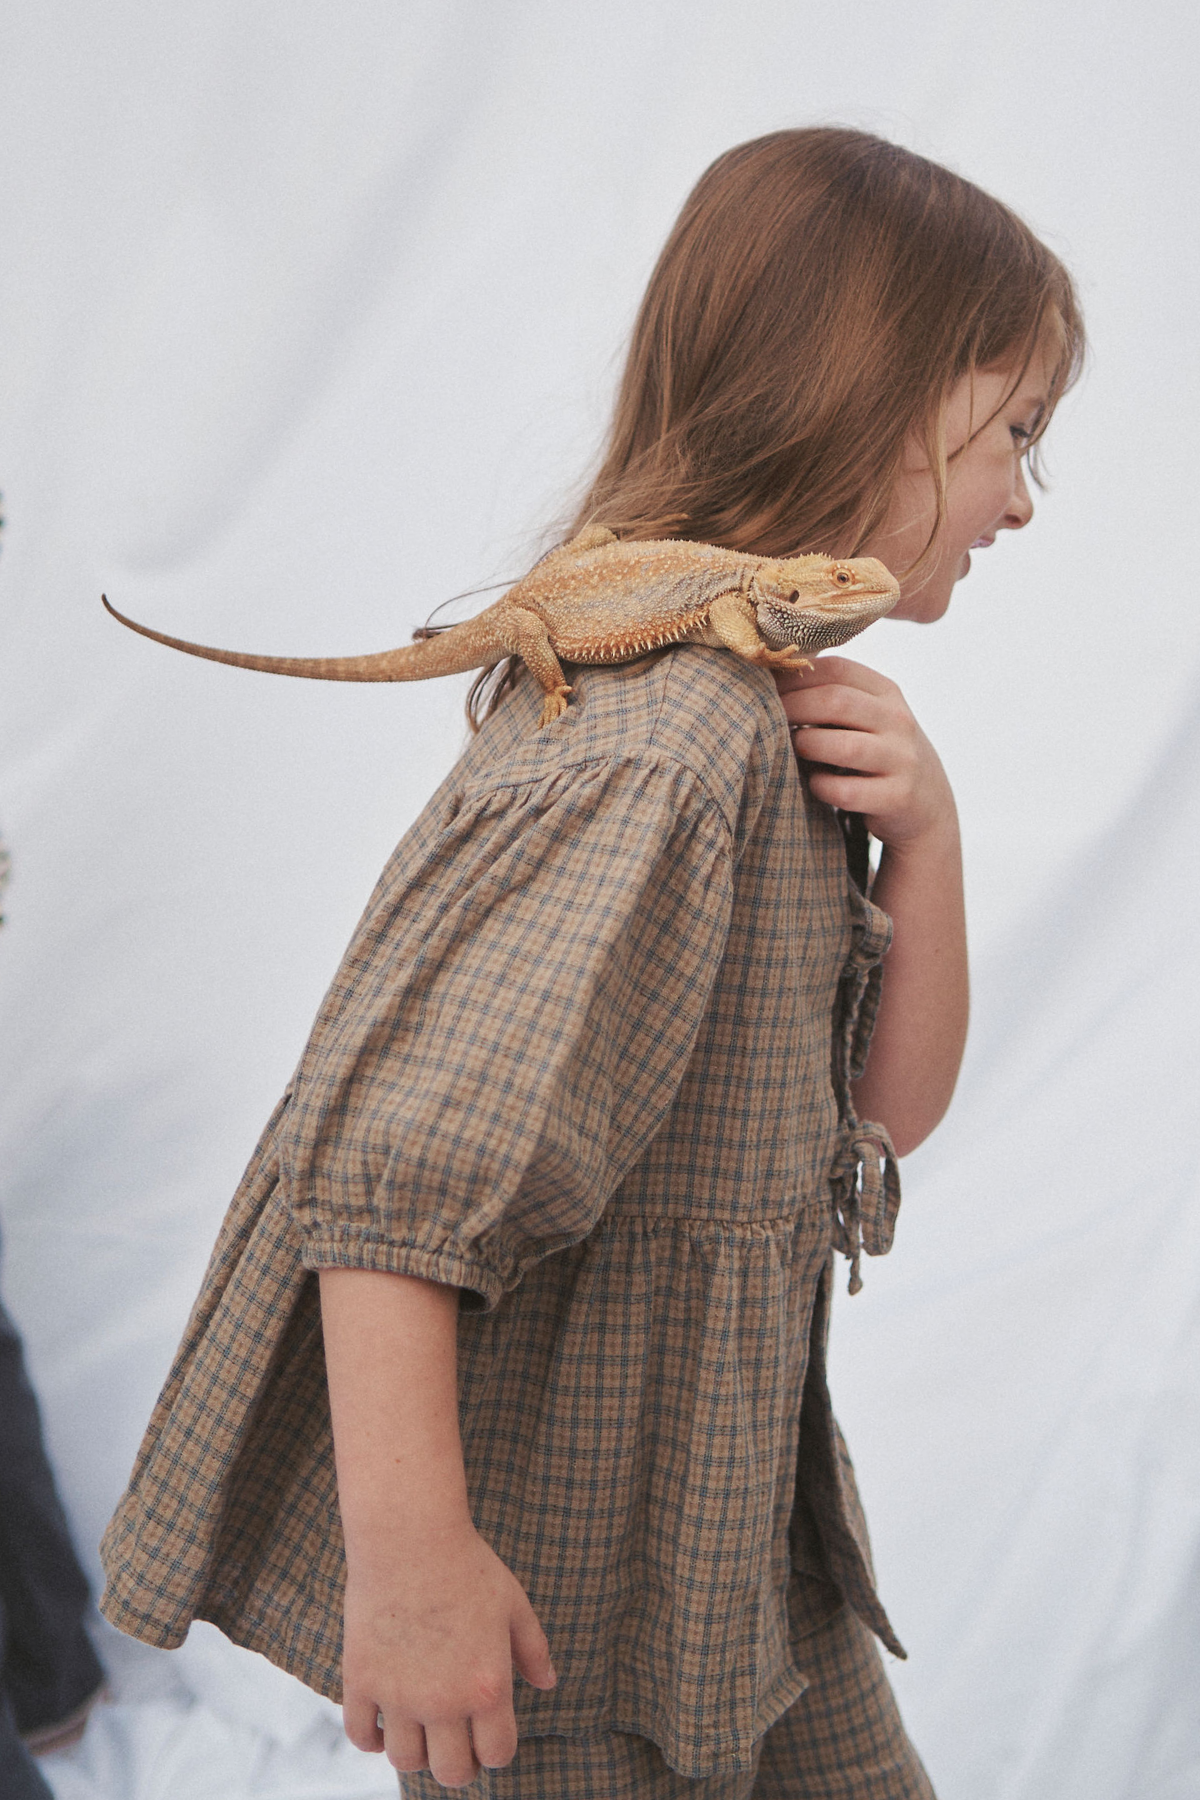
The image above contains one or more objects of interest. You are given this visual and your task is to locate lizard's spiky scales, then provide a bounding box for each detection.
[569,607,710,661]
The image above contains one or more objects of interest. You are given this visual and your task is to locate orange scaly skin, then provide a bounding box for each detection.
[102,526,899,728]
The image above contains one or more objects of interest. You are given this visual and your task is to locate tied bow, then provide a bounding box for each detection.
[830,1123,901,1295]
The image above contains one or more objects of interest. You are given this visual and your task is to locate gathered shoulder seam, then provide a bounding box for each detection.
[460,748,737,847]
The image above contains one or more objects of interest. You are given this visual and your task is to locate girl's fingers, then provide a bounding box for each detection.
[471,1704,520,1770]
[780,686,889,733]
[509,1601,557,1691]
[423,1722,481,1789]
[806,770,880,812]
[341,1692,386,1753]
[382,1717,428,1772]
[791,726,888,772]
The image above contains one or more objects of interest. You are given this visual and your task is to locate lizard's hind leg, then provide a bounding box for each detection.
[497,605,574,727]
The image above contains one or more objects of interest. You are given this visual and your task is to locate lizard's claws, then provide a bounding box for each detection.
[755,647,814,672]
[538,685,573,728]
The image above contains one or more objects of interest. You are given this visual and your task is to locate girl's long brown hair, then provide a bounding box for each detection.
[469,127,1084,724]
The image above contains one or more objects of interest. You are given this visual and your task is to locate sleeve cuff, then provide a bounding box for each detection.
[299,1227,508,1313]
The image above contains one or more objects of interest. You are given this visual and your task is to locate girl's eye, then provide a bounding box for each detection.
[1010,423,1034,447]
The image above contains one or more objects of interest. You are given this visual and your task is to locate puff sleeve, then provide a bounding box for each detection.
[282,754,734,1308]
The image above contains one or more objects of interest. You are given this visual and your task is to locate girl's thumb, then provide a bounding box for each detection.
[510,1600,557,1690]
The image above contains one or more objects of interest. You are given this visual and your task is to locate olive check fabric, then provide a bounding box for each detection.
[100,645,907,1781]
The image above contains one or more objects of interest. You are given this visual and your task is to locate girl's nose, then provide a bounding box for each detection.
[1003,463,1035,531]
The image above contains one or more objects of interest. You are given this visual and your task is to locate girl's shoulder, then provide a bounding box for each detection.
[461,645,791,829]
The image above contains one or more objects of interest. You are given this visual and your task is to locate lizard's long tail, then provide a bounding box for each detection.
[100,596,495,682]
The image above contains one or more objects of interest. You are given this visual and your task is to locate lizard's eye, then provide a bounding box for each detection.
[833,568,853,586]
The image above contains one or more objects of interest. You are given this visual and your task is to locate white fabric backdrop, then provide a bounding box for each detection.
[0,3,1197,1796]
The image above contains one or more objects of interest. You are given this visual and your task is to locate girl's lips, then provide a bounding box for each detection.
[971,535,995,549]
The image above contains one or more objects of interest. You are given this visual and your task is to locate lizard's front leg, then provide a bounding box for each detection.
[704,590,813,672]
[496,604,573,727]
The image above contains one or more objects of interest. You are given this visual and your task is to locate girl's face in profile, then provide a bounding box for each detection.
[865,338,1059,624]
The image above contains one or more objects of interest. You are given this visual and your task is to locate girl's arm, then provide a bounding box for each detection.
[319,1269,556,1789]
[776,657,969,1156]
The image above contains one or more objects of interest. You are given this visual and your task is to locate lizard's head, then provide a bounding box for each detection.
[752,555,900,653]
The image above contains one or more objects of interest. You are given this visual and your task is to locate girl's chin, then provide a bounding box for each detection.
[891,581,954,624]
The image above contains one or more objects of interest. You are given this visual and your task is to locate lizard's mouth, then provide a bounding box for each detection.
[801,589,897,616]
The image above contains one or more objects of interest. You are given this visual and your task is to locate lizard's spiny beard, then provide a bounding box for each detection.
[755,605,875,654]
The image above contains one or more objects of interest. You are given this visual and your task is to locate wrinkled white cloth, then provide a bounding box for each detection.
[39,1628,391,1800]
[0,5,1197,1799]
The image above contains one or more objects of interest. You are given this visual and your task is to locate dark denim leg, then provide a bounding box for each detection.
[0,1596,55,1800]
[0,1299,104,1735]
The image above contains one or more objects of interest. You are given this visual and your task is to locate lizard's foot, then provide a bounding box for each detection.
[752,646,814,672]
[537,685,573,728]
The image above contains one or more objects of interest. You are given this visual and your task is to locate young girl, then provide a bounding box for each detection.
[100,129,1083,1797]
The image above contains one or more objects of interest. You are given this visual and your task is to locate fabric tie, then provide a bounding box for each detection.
[830,1122,901,1295]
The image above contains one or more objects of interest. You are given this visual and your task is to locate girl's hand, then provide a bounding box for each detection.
[342,1522,556,1789]
[775,656,955,853]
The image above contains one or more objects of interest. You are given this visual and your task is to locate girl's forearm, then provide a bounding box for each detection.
[321,1269,555,1778]
[319,1268,470,1562]
[851,814,969,1156]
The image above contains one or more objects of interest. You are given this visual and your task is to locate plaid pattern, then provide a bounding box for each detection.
[402,1604,932,1798]
[100,646,903,1779]
[754,1606,935,1798]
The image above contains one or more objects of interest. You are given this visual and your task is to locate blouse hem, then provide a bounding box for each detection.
[193,1601,801,1780]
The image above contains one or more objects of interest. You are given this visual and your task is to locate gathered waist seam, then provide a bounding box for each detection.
[598,1202,829,1233]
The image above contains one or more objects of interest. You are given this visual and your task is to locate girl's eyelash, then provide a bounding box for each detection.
[1011,404,1047,448]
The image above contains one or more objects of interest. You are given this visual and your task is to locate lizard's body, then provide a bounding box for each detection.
[103,527,899,727]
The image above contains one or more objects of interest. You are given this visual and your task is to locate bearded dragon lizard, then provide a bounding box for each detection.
[102,526,899,728]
